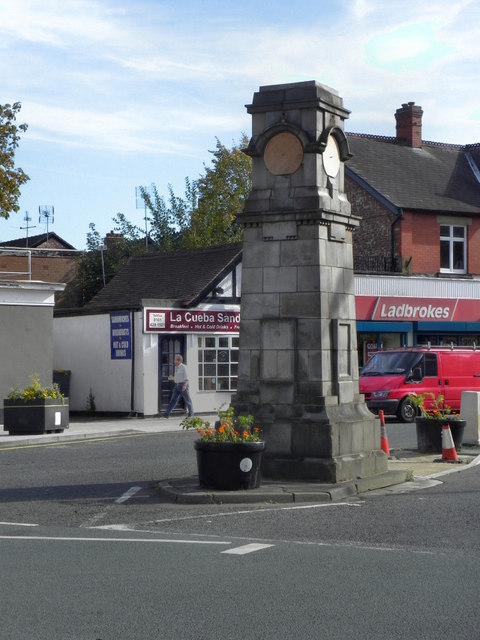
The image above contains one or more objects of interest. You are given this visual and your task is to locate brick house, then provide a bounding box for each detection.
[0,232,79,306]
[346,102,480,276]
[345,102,480,363]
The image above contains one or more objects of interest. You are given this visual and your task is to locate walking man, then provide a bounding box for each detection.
[165,354,194,418]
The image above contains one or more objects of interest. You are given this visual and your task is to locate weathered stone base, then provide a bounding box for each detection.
[262,449,387,484]
[233,394,388,484]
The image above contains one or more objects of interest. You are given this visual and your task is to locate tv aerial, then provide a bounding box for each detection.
[38,205,54,240]
[20,211,36,246]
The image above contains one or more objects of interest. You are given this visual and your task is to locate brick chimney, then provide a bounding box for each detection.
[104,231,124,248]
[395,102,423,147]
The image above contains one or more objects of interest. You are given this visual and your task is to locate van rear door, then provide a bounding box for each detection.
[441,351,480,411]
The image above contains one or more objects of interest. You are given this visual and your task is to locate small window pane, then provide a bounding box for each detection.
[204,364,216,376]
[218,364,229,376]
[440,241,449,269]
[453,242,464,269]
[218,378,229,390]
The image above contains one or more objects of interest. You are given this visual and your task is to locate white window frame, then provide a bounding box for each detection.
[197,335,239,391]
[439,224,466,274]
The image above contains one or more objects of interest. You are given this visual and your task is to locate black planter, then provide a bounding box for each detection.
[194,440,265,490]
[415,417,466,453]
[3,398,69,435]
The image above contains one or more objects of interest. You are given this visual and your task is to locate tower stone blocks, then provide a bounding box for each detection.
[233,81,387,483]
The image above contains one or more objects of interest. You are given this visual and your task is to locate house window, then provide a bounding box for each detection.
[440,225,466,273]
[198,335,239,391]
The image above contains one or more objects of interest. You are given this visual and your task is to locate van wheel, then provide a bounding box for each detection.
[397,398,416,423]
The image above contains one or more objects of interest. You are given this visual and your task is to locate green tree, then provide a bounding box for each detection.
[135,180,197,251]
[0,102,29,219]
[76,135,252,305]
[184,135,251,248]
[75,223,148,305]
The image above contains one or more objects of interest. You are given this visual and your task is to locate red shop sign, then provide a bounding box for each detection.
[372,297,458,321]
[144,308,240,333]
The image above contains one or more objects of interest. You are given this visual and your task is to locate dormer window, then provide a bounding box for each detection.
[440,224,466,274]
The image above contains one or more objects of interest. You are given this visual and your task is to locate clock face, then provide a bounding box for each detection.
[323,135,341,178]
[264,132,303,175]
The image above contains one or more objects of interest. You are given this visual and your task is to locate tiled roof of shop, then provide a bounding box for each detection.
[84,242,243,311]
[345,134,480,214]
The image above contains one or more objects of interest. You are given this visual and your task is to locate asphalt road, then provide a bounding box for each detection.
[1,428,479,639]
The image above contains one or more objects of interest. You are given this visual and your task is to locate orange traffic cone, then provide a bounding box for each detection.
[441,424,459,462]
[379,410,390,456]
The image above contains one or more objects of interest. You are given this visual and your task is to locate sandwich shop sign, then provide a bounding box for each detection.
[144,308,240,333]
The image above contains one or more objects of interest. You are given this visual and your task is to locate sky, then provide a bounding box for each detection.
[1,0,480,250]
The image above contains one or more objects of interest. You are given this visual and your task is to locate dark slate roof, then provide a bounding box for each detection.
[85,242,243,312]
[345,134,480,214]
[0,232,76,250]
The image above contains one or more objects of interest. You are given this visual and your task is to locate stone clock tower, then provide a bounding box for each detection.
[233,81,387,483]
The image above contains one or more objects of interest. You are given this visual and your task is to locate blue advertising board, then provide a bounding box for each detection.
[110,312,132,359]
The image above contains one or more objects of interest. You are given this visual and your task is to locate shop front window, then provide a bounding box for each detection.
[198,335,239,391]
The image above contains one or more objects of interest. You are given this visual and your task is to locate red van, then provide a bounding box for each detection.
[359,346,480,422]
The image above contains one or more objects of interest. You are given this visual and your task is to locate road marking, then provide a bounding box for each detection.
[131,501,362,525]
[0,522,39,527]
[0,535,231,545]
[115,486,142,503]
[0,433,151,451]
[221,543,274,555]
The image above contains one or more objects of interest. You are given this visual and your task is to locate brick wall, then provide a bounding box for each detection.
[0,253,76,283]
[346,178,398,270]
[402,212,480,275]
[0,252,79,306]
[347,175,480,276]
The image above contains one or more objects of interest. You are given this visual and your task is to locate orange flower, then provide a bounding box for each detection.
[243,431,249,439]
[219,425,226,433]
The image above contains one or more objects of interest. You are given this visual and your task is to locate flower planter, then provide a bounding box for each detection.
[3,397,69,435]
[415,417,466,453]
[194,440,265,490]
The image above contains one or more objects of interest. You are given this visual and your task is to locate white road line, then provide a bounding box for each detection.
[115,486,142,503]
[0,522,39,527]
[0,535,231,545]
[136,502,362,525]
[221,543,274,555]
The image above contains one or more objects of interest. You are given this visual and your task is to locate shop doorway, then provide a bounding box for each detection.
[158,335,186,413]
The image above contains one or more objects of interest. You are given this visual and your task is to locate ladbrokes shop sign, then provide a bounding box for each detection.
[356,296,480,322]
[144,308,240,333]
[372,297,456,321]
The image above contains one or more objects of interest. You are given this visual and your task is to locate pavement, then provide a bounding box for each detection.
[2,412,480,505]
